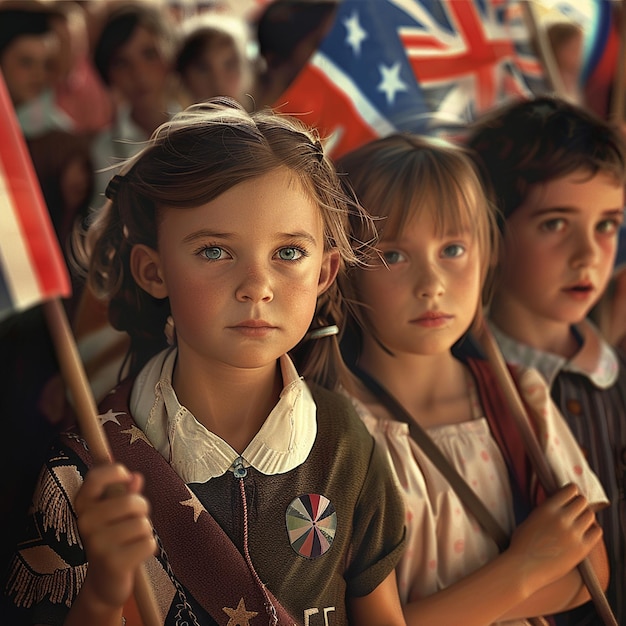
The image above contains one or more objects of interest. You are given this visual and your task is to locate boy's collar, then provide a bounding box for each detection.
[489,319,618,389]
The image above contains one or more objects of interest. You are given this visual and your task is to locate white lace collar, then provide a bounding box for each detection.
[130,348,317,483]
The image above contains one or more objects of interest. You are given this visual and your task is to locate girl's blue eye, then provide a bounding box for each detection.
[278,247,303,261]
[202,247,223,260]
[382,250,404,265]
[442,244,465,258]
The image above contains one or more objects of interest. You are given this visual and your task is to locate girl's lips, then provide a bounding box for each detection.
[230,323,276,338]
[411,312,453,327]
[234,319,273,328]
[414,311,451,321]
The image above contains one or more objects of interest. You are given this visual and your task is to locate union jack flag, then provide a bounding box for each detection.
[275,0,547,159]
[0,72,70,322]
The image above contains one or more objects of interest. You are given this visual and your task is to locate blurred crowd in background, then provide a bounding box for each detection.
[0,0,340,253]
[0,0,619,272]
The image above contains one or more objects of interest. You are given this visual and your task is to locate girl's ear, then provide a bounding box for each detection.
[130,244,168,299]
[317,249,341,296]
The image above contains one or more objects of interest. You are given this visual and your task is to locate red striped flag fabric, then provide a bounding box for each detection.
[0,71,71,321]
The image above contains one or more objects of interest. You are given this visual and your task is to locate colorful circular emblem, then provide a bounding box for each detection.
[286,494,337,559]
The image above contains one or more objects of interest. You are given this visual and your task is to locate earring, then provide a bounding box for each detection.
[164,315,176,346]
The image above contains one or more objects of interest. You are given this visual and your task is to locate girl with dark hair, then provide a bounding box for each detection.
[6,98,406,626]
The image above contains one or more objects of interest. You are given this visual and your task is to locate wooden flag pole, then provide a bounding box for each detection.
[476,321,617,626]
[42,298,161,626]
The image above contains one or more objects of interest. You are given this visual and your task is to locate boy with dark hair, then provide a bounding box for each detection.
[467,95,626,625]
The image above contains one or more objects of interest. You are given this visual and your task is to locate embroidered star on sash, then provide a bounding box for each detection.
[180,492,204,522]
[121,424,152,446]
[223,598,258,625]
[98,409,125,426]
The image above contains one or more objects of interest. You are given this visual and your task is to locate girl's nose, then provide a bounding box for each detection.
[235,266,274,303]
[414,264,444,298]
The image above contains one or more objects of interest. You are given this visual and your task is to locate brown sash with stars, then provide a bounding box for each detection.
[80,378,298,626]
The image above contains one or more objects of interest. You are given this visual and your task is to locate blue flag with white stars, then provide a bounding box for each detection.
[275,0,547,159]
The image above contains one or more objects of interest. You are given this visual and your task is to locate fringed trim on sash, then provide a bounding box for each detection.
[36,467,82,547]
[154,535,201,625]
[6,555,87,609]
[64,430,90,451]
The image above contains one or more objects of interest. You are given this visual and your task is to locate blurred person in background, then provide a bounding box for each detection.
[27,129,94,266]
[252,0,337,110]
[48,0,114,133]
[0,2,73,137]
[175,11,257,107]
[75,1,180,414]
[90,0,180,205]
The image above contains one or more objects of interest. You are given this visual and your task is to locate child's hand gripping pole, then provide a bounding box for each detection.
[475,319,617,626]
[43,298,161,626]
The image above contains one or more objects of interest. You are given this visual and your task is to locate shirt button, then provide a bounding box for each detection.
[565,399,582,415]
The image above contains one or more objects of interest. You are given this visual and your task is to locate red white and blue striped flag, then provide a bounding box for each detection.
[275,0,547,159]
[0,72,71,322]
